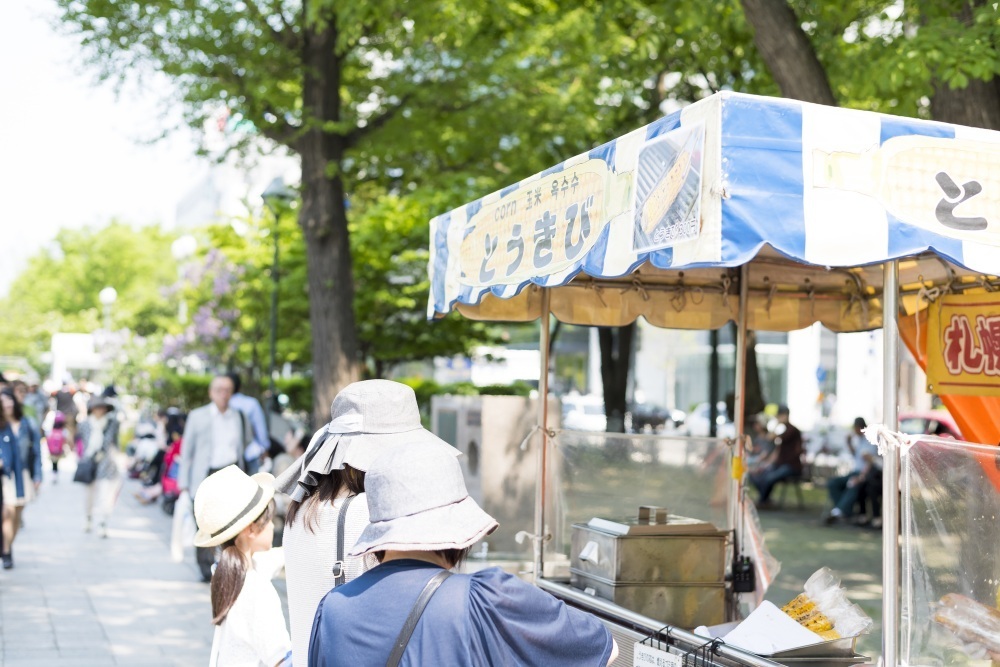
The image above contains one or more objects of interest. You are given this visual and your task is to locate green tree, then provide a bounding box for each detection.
[350,184,501,378]
[0,222,178,366]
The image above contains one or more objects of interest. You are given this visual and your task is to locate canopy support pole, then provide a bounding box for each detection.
[882,261,900,667]
[733,265,749,553]
[534,288,552,582]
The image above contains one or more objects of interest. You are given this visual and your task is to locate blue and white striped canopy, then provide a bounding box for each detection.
[428,92,1000,332]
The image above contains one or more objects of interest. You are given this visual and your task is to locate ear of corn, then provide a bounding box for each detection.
[781,593,838,637]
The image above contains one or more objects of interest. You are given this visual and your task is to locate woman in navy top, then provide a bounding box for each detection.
[308,445,617,666]
[0,388,27,569]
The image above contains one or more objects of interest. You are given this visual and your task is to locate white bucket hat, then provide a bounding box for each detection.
[193,465,275,548]
[349,444,498,556]
[274,380,459,502]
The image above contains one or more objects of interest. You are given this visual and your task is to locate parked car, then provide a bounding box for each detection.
[681,401,736,439]
[899,410,963,440]
[627,401,685,433]
[561,394,608,432]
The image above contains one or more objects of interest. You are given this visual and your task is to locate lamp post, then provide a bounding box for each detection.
[261,176,297,406]
[170,234,198,324]
[99,287,118,331]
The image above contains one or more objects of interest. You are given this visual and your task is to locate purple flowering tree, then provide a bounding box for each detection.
[161,247,244,371]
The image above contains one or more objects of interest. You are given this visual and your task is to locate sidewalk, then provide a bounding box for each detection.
[0,463,271,666]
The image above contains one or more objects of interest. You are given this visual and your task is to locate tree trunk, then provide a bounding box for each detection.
[931,77,1000,130]
[299,13,362,426]
[929,1,1000,131]
[739,0,837,105]
[598,324,635,433]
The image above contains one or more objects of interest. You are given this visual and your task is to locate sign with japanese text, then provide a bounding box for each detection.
[927,293,1000,396]
[633,642,683,667]
[458,159,634,286]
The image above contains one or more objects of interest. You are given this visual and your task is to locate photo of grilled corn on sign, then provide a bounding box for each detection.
[632,123,705,253]
[926,293,1000,397]
[458,158,634,287]
[813,135,1000,246]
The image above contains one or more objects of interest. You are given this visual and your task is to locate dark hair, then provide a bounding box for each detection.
[226,373,242,394]
[210,500,275,625]
[0,388,24,429]
[374,548,470,569]
[285,466,366,533]
[166,412,186,443]
[267,437,285,460]
[853,417,867,429]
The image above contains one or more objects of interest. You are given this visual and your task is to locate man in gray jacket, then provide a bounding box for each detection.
[178,374,253,581]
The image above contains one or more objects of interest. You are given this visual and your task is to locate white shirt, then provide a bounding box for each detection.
[209,548,290,667]
[283,493,379,667]
[209,404,242,470]
[849,432,882,472]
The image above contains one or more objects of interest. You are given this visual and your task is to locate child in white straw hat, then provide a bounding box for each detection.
[194,465,291,667]
[308,444,618,667]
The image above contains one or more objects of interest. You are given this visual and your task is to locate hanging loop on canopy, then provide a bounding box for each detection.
[628,278,651,301]
[720,274,732,309]
[764,280,778,317]
[805,279,817,318]
[584,280,608,308]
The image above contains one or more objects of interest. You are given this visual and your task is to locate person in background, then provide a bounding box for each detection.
[193,465,291,667]
[0,389,33,569]
[158,410,187,514]
[46,411,71,481]
[22,376,49,425]
[824,417,882,526]
[308,443,617,667]
[3,388,42,509]
[78,395,122,538]
[54,380,79,443]
[746,413,775,468]
[749,405,804,507]
[227,373,269,475]
[179,374,254,581]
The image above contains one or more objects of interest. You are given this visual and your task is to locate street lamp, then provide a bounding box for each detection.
[99,286,118,331]
[261,176,297,406]
[171,234,198,324]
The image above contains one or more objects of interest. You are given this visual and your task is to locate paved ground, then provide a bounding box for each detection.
[2,462,882,666]
[0,462,287,667]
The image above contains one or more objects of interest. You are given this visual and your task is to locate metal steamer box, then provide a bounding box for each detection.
[569,516,728,628]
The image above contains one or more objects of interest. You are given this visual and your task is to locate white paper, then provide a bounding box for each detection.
[693,621,740,639]
[721,601,823,655]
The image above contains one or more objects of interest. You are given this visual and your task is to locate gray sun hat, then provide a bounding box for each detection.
[349,444,498,557]
[274,380,459,502]
[87,395,115,413]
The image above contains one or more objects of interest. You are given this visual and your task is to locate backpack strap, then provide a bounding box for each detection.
[386,570,453,667]
[331,494,358,586]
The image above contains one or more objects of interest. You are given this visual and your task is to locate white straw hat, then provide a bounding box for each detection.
[193,465,275,548]
[275,380,459,502]
[349,444,498,557]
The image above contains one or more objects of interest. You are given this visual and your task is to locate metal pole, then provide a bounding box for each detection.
[534,288,552,582]
[709,329,720,438]
[882,260,900,667]
[268,207,280,408]
[733,265,749,542]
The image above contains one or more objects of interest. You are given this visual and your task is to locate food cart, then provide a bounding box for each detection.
[427,91,1000,665]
